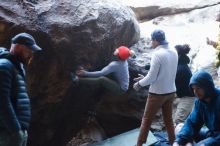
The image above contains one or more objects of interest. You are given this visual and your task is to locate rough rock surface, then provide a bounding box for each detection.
[0,0,140,146]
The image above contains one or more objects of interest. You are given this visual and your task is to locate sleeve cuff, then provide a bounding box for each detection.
[138,80,145,87]
[83,71,89,76]
[138,82,143,87]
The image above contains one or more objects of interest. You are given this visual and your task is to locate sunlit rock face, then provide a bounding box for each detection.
[0,0,140,146]
[121,0,220,20]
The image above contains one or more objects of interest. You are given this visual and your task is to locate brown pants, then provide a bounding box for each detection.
[137,93,176,145]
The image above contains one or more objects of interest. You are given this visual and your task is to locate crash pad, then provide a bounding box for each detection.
[87,128,158,146]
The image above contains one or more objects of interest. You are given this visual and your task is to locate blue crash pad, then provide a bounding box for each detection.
[87,128,158,146]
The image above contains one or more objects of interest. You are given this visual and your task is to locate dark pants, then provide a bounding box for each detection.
[194,127,220,146]
[137,93,176,145]
[0,130,27,146]
[79,76,125,95]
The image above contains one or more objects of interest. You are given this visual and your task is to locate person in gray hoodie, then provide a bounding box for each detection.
[73,46,134,95]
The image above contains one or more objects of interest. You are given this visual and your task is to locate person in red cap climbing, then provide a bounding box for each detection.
[72,46,134,95]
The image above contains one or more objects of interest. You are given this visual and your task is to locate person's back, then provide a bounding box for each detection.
[148,46,178,94]
[176,63,192,97]
[133,29,178,146]
[174,44,194,125]
[175,44,192,97]
[110,60,129,91]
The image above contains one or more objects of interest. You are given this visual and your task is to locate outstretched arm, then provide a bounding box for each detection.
[78,62,116,77]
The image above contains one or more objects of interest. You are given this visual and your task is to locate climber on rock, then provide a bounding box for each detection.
[71,46,135,96]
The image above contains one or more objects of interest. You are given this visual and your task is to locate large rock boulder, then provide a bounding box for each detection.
[0,0,140,146]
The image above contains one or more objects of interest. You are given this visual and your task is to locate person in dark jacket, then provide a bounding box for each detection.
[174,44,194,125]
[173,70,220,146]
[0,33,42,146]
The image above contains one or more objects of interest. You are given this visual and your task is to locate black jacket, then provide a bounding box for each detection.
[0,48,31,133]
[175,55,194,97]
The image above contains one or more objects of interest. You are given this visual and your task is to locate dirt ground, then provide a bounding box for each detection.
[66,136,96,146]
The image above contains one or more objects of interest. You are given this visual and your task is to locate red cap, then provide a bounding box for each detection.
[117,46,130,60]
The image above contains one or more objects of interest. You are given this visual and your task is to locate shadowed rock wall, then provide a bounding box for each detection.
[0,0,140,146]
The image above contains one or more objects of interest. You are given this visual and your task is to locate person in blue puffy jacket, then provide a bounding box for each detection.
[0,33,42,146]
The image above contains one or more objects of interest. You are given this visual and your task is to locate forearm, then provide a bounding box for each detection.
[138,74,156,87]
[197,135,220,146]
[83,63,114,77]
[211,132,220,142]
[84,70,105,77]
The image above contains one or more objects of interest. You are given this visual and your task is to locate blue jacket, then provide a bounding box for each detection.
[175,55,194,97]
[0,48,31,134]
[176,70,220,145]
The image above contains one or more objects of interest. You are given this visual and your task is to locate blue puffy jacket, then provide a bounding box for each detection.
[0,48,31,134]
[175,70,220,145]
